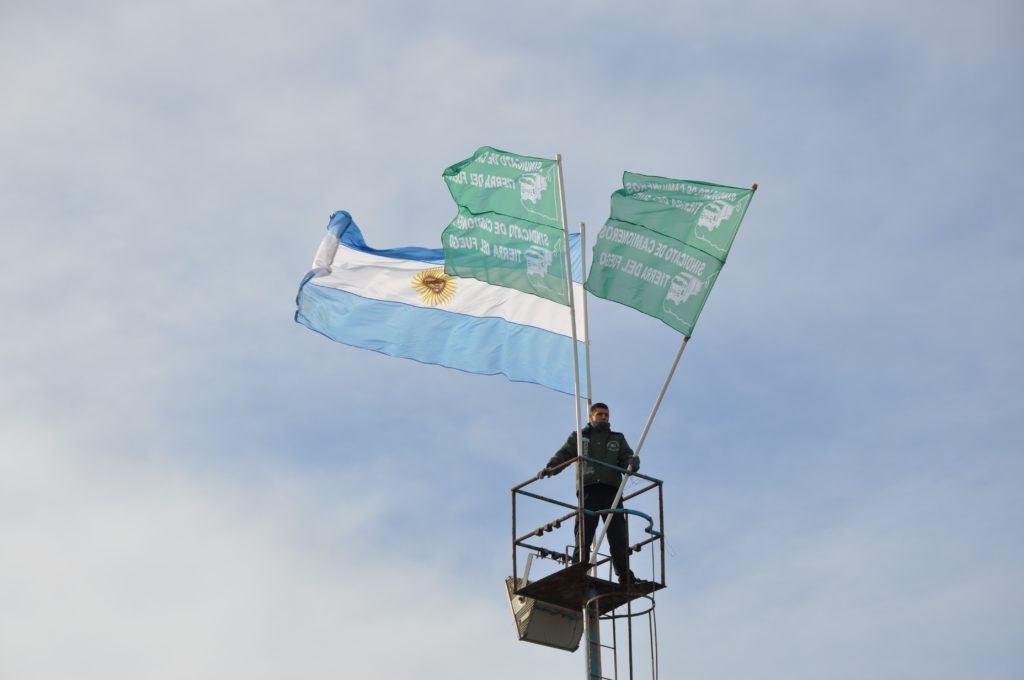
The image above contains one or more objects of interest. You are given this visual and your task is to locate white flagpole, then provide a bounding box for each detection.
[633,335,690,454]
[555,154,600,680]
[590,335,691,567]
[554,154,585,540]
[579,221,593,408]
[589,182,755,572]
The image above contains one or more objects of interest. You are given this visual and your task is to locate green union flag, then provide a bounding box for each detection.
[442,146,569,304]
[443,146,561,227]
[585,173,754,335]
[442,205,570,304]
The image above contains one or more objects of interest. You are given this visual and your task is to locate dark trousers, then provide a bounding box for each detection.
[573,483,630,578]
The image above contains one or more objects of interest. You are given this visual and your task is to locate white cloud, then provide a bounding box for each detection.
[666,463,1024,678]
[0,410,593,679]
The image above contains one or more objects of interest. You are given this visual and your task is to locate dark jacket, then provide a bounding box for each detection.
[547,422,633,488]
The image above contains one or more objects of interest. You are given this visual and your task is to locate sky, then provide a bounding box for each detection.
[2,0,1022,678]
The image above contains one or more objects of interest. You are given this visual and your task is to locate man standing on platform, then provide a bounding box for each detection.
[539,402,645,585]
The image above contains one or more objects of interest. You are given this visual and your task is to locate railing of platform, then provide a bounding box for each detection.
[511,456,666,591]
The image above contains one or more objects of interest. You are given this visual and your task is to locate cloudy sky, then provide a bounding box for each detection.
[2,1,1022,678]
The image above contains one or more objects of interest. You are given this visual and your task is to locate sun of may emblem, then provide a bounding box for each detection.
[411,267,458,306]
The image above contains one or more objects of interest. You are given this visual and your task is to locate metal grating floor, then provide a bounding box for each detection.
[515,562,664,616]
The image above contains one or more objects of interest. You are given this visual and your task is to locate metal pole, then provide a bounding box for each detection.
[659,481,666,585]
[588,183,755,570]
[555,154,597,680]
[554,153,584,530]
[511,487,517,584]
[585,588,602,680]
[627,599,635,679]
[634,335,690,454]
[590,335,690,565]
[579,221,593,409]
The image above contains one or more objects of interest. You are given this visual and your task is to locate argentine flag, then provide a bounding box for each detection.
[295,212,588,396]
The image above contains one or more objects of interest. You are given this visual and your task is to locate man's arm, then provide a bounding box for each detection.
[544,432,577,473]
[618,435,636,470]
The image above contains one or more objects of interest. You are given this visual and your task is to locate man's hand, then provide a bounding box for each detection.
[538,467,552,479]
[627,456,640,473]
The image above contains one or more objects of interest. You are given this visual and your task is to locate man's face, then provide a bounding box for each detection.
[590,407,610,424]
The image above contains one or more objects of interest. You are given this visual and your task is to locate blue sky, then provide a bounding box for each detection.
[2,1,1022,678]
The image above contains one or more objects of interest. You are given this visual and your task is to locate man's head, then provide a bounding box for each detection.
[589,402,610,424]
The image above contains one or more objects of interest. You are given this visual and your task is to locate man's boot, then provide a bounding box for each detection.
[618,570,652,586]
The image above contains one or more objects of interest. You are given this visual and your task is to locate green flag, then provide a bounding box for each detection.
[585,173,754,335]
[442,205,571,303]
[442,146,570,304]
[443,146,561,227]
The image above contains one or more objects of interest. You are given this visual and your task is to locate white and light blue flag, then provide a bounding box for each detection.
[295,211,588,396]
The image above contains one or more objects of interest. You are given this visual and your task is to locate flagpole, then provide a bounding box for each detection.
[588,183,756,573]
[624,185,755,453]
[554,153,585,529]
[556,154,600,680]
[579,221,593,409]
[633,335,690,454]
[590,335,691,567]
